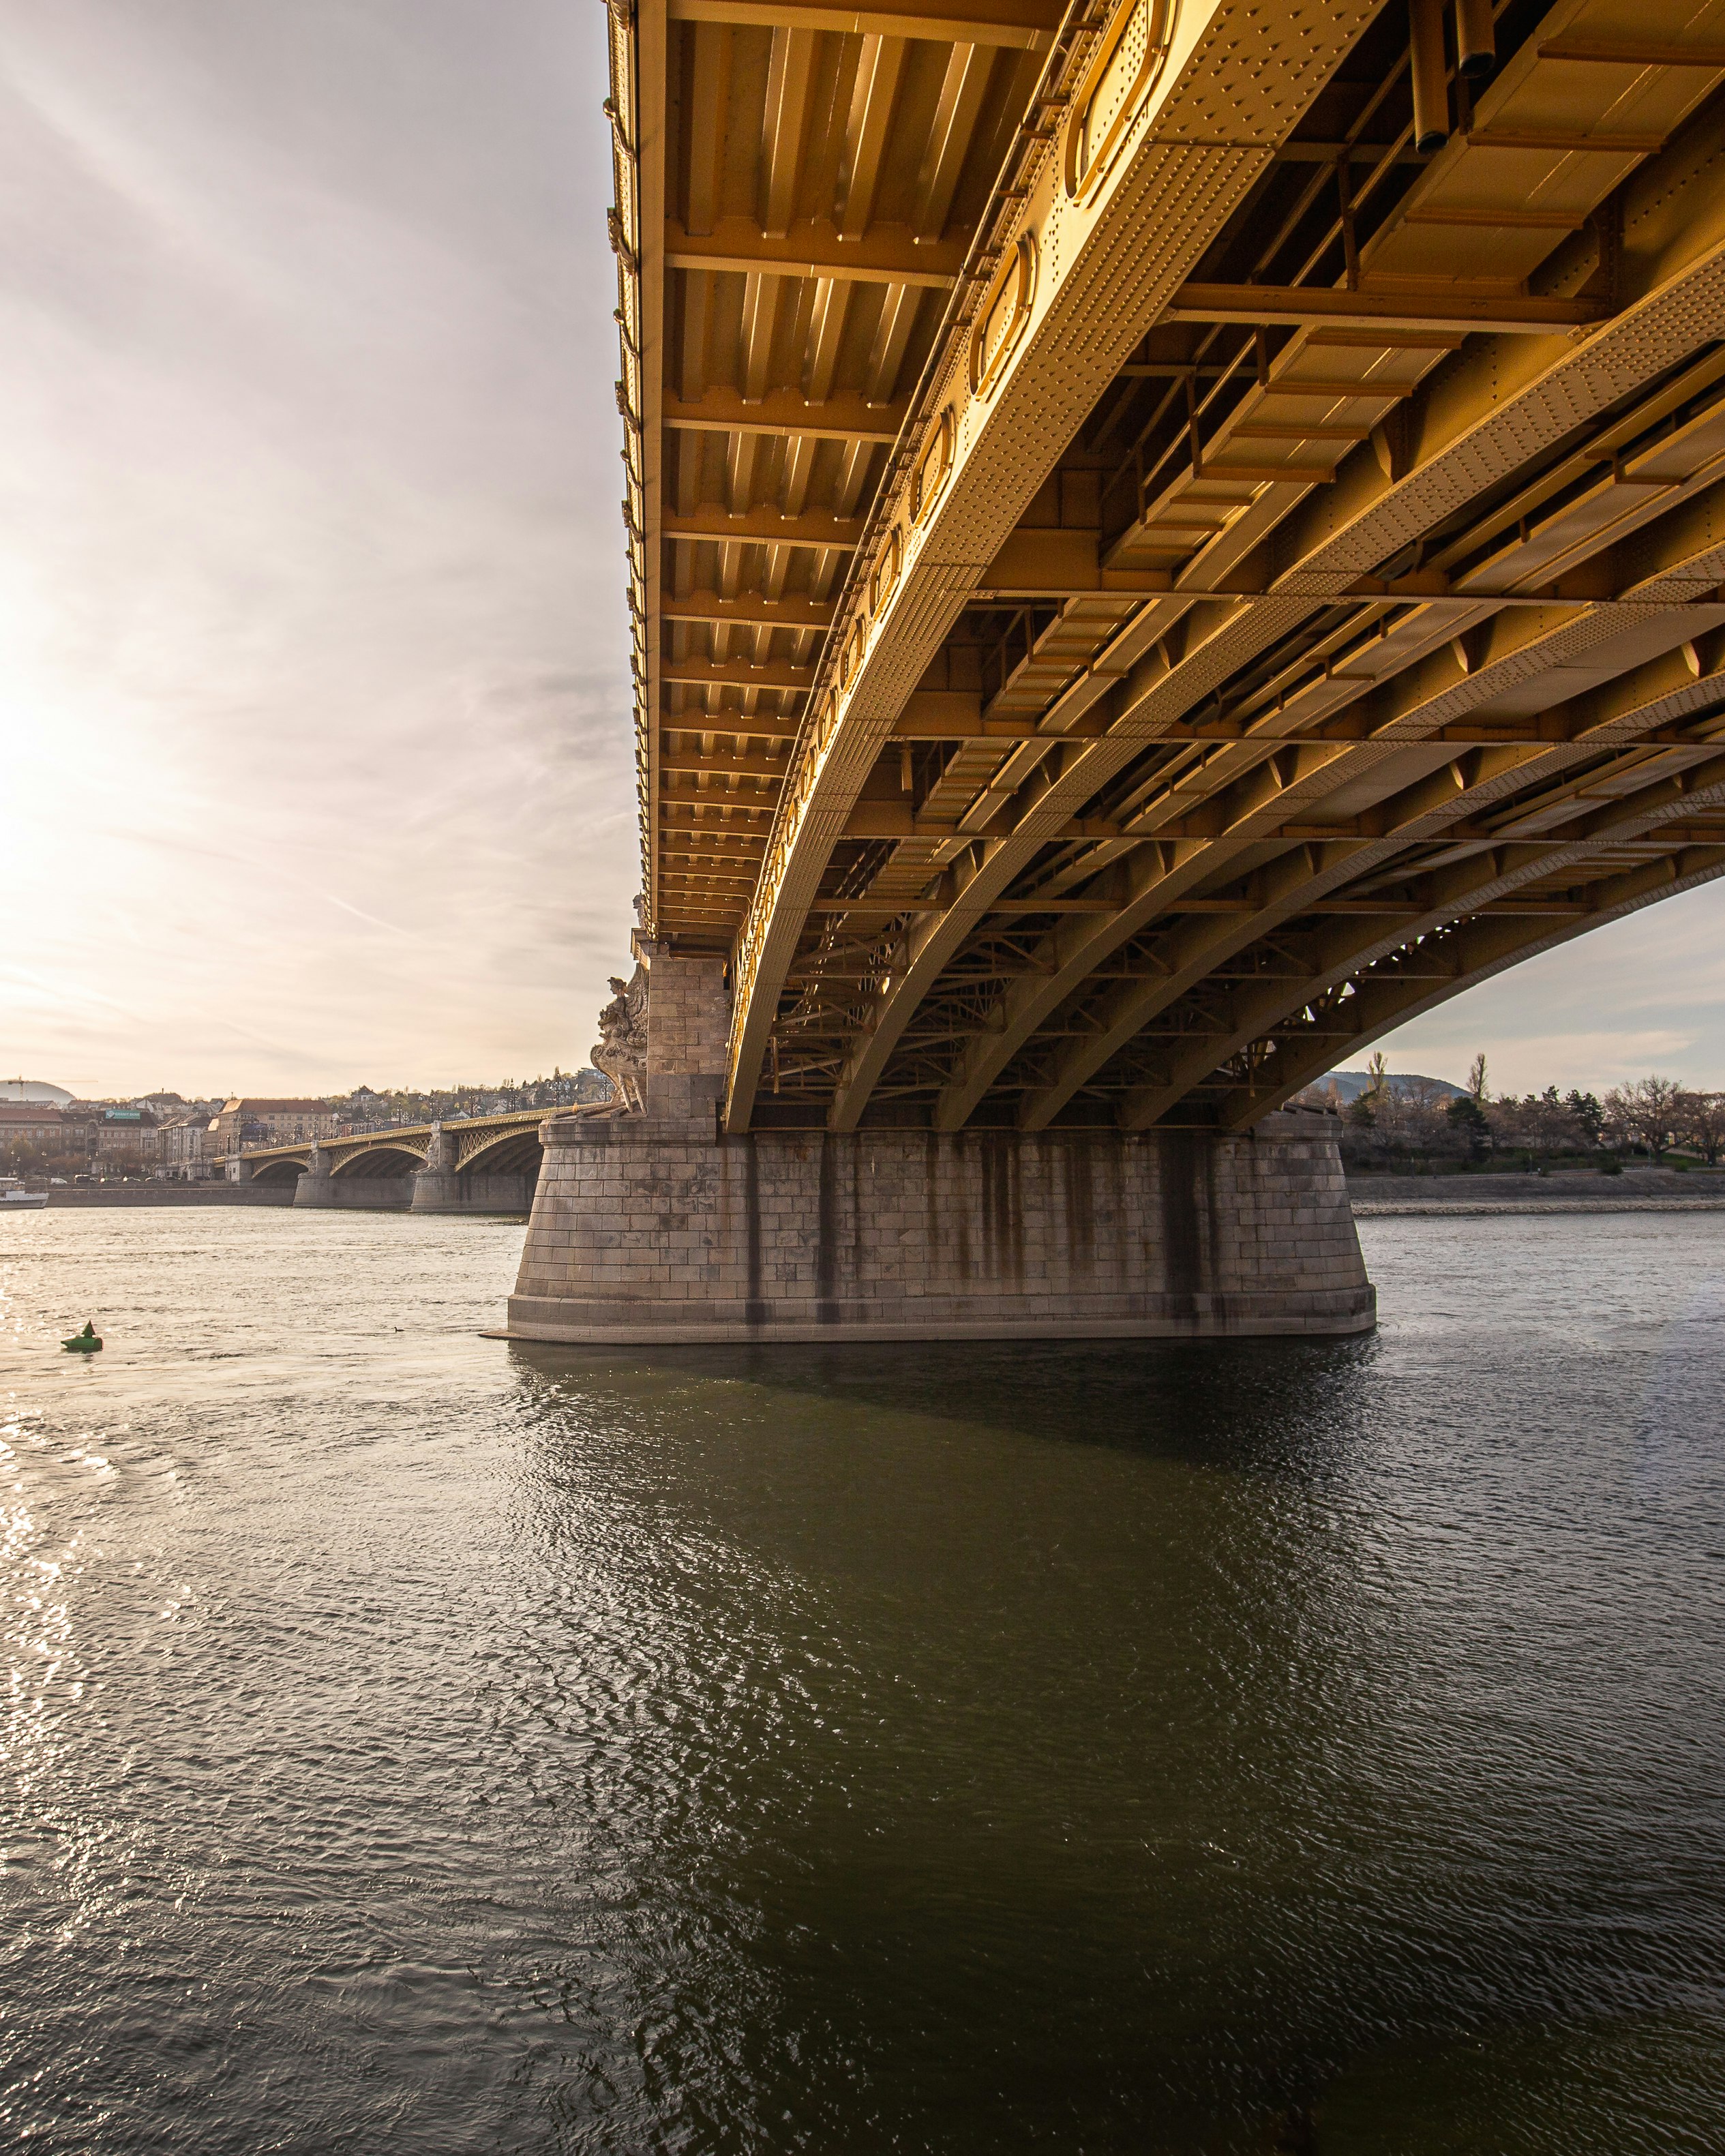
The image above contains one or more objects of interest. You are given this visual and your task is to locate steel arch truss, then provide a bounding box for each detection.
[609,0,1725,1130]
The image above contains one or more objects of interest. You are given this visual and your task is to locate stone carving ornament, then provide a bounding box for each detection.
[592,965,648,1113]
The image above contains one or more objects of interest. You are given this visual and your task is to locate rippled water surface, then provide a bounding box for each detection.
[0,1206,1722,2152]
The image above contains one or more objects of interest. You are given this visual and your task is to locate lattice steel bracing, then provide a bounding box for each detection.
[607,0,1725,1131]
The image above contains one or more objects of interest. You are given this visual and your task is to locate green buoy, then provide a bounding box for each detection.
[62,1321,102,1354]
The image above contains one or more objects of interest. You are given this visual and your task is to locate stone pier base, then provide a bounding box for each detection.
[505,1109,1373,1344]
[293,1171,411,1210]
[410,1171,537,1214]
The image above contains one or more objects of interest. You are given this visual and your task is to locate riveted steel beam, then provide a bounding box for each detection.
[667,0,1062,53]
[666,217,964,286]
[663,388,906,441]
[664,506,865,547]
[659,656,815,691]
[736,0,1390,1133]
[661,590,838,628]
[1162,282,1610,333]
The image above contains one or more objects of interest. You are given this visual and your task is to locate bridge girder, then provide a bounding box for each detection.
[331,1143,425,1178]
[1208,839,1725,1126]
[975,526,1725,1128]
[249,1158,307,1184]
[455,1129,548,1176]
[611,0,1725,1131]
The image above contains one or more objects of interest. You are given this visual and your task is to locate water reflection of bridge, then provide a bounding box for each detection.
[230,1108,592,1213]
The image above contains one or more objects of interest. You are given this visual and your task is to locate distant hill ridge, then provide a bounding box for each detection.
[1320,1069,1467,1104]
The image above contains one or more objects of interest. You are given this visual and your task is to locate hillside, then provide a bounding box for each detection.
[1319,1070,1468,1105]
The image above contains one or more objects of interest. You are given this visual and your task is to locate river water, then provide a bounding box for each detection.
[0,1207,1722,2153]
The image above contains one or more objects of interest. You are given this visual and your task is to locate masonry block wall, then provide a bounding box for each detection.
[508,1111,1374,1343]
[640,946,730,1126]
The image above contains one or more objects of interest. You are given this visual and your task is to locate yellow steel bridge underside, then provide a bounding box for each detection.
[606,0,1725,1131]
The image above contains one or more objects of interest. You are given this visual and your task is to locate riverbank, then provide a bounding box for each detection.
[40,1184,297,1207]
[1347,1166,1725,1216]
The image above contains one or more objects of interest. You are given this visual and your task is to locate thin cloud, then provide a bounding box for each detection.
[322,893,421,941]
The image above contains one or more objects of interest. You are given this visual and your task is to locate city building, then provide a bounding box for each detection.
[91,1107,160,1167]
[0,1079,74,1106]
[209,1098,337,1154]
[0,1104,67,1150]
[158,1116,215,1180]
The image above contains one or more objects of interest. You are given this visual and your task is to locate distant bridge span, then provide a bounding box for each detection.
[608,0,1725,1139]
[230,1109,599,1208]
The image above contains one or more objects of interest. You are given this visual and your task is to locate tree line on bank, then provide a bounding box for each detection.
[1295,1058,1725,1171]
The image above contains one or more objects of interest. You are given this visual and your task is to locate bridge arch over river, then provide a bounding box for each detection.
[511,0,1725,1338]
[237,1111,569,1212]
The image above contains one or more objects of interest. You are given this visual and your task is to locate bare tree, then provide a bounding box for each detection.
[1677,1090,1725,1165]
[1603,1075,1685,1161]
[1372,1077,1470,1161]
[1300,1062,1725,1171]
[1493,1084,1606,1158]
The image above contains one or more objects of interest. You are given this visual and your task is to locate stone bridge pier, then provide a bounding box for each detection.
[507,946,1374,1345]
[409,1125,460,1212]
[292,1145,415,1210]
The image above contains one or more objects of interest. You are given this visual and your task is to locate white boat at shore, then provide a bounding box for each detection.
[1,1186,48,1210]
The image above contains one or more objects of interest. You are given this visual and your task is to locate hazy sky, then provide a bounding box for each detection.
[1,2,1721,1101]
[0,0,633,1098]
